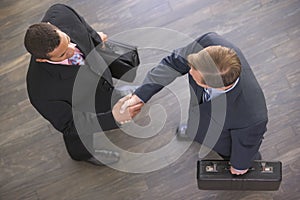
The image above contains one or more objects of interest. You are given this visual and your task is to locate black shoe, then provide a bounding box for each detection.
[85,150,120,166]
[176,124,191,141]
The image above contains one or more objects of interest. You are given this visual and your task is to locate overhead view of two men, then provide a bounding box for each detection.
[24,3,268,176]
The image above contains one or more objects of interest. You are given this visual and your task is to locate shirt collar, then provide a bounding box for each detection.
[46,43,78,65]
[224,77,240,93]
[208,78,240,100]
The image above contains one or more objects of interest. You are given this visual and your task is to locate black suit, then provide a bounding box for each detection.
[134,32,268,169]
[26,4,121,160]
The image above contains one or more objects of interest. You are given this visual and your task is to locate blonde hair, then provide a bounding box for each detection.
[187,46,241,87]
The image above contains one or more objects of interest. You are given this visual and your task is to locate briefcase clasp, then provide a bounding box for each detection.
[261,162,273,173]
[206,163,218,172]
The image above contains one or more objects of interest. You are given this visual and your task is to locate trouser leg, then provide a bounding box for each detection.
[63,132,93,161]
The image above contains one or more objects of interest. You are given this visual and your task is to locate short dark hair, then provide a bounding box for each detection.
[24,22,60,59]
[188,46,241,88]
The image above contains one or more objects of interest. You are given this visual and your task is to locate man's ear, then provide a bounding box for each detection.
[35,58,49,62]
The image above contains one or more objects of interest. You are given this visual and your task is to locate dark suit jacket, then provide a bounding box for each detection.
[26,4,120,160]
[134,32,268,169]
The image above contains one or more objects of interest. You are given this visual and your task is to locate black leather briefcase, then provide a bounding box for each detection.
[97,39,140,82]
[197,160,282,191]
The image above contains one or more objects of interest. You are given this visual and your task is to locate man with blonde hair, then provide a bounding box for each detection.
[123,32,268,175]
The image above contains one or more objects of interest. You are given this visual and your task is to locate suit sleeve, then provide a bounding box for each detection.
[230,120,268,169]
[65,5,102,46]
[32,99,118,136]
[133,32,223,102]
[47,4,103,46]
[134,35,207,102]
[43,4,105,51]
[134,50,188,102]
[61,4,136,80]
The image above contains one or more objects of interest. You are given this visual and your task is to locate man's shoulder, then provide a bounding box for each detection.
[27,57,47,75]
[196,32,242,54]
[44,4,73,17]
[27,59,48,88]
[232,80,267,121]
[196,32,223,45]
[42,4,80,28]
[26,58,62,88]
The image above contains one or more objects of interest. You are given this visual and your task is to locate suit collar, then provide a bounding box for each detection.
[67,29,113,85]
[57,24,92,58]
[198,76,242,106]
[33,57,113,85]
[70,36,90,57]
[35,59,80,80]
[225,79,242,104]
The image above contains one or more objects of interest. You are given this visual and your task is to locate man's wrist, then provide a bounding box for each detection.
[132,93,145,103]
[132,94,144,103]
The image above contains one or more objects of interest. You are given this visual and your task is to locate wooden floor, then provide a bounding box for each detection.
[1,0,300,199]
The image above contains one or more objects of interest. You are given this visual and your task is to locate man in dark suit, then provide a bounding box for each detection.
[124,32,268,175]
[24,4,143,166]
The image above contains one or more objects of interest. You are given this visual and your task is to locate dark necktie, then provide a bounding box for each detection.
[68,47,85,65]
[203,88,211,102]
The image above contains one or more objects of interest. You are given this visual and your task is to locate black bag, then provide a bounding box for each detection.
[197,160,282,191]
[97,39,140,82]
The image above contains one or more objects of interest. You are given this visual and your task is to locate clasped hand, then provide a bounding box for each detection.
[112,94,144,124]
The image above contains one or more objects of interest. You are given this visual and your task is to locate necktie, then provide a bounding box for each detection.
[68,49,85,65]
[203,88,212,102]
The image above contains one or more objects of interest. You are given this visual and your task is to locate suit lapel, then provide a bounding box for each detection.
[70,34,91,58]
[196,76,242,119]
[84,47,113,85]
[226,75,243,105]
[69,31,113,85]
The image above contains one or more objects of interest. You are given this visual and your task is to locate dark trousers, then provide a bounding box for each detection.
[218,151,262,161]
[62,89,123,161]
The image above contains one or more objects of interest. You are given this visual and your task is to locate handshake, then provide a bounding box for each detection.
[112,94,144,124]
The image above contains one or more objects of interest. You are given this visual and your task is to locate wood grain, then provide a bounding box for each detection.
[0,0,299,199]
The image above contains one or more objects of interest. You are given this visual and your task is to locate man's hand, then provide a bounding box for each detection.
[97,32,108,42]
[230,166,248,175]
[120,94,143,114]
[112,94,143,124]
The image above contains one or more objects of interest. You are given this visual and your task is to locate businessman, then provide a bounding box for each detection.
[24,4,143,166]
[122,32,268,175]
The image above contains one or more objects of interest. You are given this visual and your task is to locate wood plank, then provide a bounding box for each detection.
[0,0,299,199]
